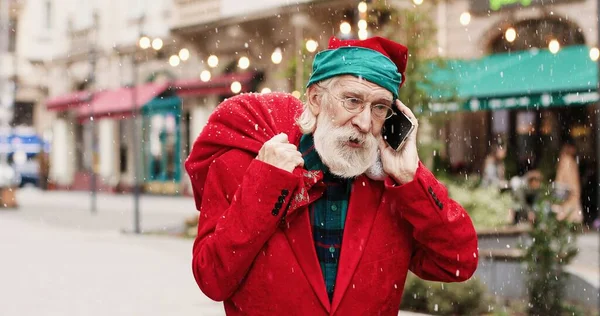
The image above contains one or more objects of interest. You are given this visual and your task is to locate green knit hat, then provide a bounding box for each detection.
[307,36,409,99]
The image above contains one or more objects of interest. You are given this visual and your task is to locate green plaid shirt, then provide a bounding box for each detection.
[299,134,352,301]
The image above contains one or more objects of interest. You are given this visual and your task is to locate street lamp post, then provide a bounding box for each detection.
[89,11,99,215]
[130,15,146,234]
[132,54,141,234]
[129,15,163,234]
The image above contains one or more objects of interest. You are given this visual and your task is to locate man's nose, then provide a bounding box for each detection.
[351,106,372,133]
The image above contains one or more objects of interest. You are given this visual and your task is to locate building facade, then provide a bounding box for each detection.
[27,0,599,209]
[41,0,369,195]
[432,0,600,224]
[434,0,598,173]
[40,0,178,193]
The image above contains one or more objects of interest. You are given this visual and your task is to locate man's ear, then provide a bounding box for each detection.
[306,85,321,116]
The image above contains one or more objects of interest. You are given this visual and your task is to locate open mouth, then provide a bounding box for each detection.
[347,136,363,147]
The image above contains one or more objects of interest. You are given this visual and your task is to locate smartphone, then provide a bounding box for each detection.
[383,106,415,151]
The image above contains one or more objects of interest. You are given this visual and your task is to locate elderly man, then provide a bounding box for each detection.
[185,36,478,315]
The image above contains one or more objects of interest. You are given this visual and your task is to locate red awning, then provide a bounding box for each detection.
[77,82,169,119]
[174,72,259,97]
[46,90,92,111]
[51,71,260,117]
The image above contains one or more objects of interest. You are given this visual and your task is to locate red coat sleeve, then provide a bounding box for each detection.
[192,155,301,301]
[384,162,479,282]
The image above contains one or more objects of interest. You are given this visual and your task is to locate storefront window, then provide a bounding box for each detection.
[149,114,164,180]
[141,96,182,193]
[491,109,509,149]
[147,112,178,181]
[515,111,537,173]
[537,111,560,180]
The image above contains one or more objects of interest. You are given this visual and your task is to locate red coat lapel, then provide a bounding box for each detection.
[331,175,382,313]
[280,131,331,312]
[283,208,331,312]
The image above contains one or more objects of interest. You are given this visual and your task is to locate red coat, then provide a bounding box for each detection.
[185,93,478,315]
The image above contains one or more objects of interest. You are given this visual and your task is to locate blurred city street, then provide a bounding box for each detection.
[0,188,224,316]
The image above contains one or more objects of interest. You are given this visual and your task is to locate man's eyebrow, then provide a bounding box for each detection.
[341,91,362,98]
[341,90,392,103]
[372,95,393,104]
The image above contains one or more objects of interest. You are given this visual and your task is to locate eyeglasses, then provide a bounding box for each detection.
[321,87,395,120]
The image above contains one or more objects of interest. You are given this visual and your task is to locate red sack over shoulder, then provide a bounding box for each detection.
[184,92,304,210]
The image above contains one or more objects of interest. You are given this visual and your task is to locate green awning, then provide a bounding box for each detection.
[141,96,182,115]
[426,45,598,112]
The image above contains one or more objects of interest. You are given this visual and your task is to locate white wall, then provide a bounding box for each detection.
[189,99,218,145]
[16,0,62,62]
[98,118,117,185]
[220,0,314,17]
[49,118,75,185]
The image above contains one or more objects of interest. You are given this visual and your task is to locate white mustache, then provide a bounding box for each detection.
[339,130,369,143]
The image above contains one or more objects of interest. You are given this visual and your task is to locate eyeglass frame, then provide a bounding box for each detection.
[318,85,396,120]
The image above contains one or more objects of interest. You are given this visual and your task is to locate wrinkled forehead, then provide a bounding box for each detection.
[333,75,393,101]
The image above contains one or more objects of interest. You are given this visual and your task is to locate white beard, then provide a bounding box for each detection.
[313,113,379,179]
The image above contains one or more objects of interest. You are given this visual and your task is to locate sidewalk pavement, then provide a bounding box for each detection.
[11,187,198,233]
[567,231,600,289]
[0,200,223,315]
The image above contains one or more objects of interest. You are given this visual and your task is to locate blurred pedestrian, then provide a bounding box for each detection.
[481,144,507,189]
[509,170,543,224]
[554,140,583,223]
[185,36,478,315]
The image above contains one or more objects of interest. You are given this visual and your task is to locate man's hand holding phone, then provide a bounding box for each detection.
[379,100,420,185]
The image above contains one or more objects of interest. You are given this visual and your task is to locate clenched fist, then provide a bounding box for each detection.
[257,133,304,173]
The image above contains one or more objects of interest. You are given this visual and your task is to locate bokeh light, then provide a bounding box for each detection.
[207,55,219,68]
[549,39,560,54]
[200,70,211,82]
[271,48,282,64]
[305,40,318,53]
[231,81,242,93]
[238,56,250,69]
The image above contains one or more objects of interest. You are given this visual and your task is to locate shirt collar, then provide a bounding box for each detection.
[300,134,350,183]
[299,134,327,173]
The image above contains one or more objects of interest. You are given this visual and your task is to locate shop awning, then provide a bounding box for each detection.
[426,45,598,112]
[46,90,92,111]
[77,82,170,119]
[49,71,261,117]
[174,71,260,97]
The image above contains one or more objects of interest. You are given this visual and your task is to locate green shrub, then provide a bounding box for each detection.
[442,179,513,230]
[524,194,579,316]
[401,274,431,312]
[401,273,493,315]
